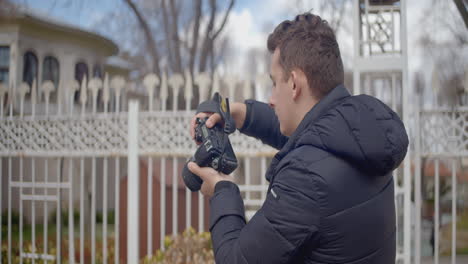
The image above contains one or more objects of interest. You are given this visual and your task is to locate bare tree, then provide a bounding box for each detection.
[122,0,235,76]
[291,0,352,34]
[453,0,468,29]
[118,0,236,108]
[124,0,162,77]
[419,0,467,107]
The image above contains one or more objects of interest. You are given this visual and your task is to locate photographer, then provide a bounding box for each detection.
[188,12,408,263]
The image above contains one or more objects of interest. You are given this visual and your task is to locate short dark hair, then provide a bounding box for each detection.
[267,13,344,98]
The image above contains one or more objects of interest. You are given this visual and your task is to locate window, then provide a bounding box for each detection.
[93,64,103,107]
[43,56,60,88]
[43,56,60,102]
[23,51,38,90]
[74,62,88,103]
[0,46,9,85]
[93,64,102,79]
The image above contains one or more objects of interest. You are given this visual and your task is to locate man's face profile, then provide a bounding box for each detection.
[269,48,295,137]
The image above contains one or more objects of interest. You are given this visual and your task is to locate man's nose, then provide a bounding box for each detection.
[266,87,274,108]
[268,97,275,108]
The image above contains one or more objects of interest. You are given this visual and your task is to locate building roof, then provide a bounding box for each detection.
[105,56,134,70]
[0,7,119,56]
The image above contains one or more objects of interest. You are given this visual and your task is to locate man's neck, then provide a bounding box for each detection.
[291,96,319,134]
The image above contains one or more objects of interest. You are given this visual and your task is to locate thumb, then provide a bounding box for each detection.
[188,162,210,181]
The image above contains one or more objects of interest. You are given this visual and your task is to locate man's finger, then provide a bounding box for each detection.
[206,113,222,128]
[190,116,196,139]
[188,162,213,181]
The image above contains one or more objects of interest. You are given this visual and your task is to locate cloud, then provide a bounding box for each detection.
[225,8,267,53]
[219,8,269,75]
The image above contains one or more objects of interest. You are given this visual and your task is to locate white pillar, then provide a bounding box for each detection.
[127,100,140,264]
[353,0,361,95]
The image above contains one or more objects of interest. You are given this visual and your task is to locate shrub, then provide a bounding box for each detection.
[141,227,214,264]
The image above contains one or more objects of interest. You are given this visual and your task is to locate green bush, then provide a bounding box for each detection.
[1,227,213,264]
[47,209,115,226]
[48,209,80,227]
[141,227,214,264]
[1,210,20,240]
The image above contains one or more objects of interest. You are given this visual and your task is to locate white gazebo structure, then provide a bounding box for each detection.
[352,0,410,263]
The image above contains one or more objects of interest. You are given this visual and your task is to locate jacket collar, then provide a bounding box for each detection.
[266,84,351,184]
[280,84,351,156]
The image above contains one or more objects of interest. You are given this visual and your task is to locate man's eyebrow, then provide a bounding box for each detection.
[269,74,274,81]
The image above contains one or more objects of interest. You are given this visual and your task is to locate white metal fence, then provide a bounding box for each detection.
[2,70,464,264]
[0,71,276,264]
[413,107,468,264]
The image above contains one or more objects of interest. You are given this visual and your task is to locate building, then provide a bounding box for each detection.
[0,7,131,115]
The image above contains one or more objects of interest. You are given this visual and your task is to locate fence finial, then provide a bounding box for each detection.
[169,73,184,102]
[0,82,7,111]
[41,80,56,102]
[89,77,103,106]
[160,71,168,101]
[212,72,220,96]
[18,82,30,101]
[103,73,110,105]
[431,68,440,94]
[18,82,30,116]
[68,79,80,95]
[195,72,210,103]
[80,76,88,106]
[464,68,468,94]
[31,80,37,114]
[111,75,126,98]
[143,73,160,98]
[225,75,237,101]
[184,69,193,108]
[243,79,251,100]
[256,73,270,101]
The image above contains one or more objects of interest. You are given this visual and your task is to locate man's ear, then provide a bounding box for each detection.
[290,70,302,100]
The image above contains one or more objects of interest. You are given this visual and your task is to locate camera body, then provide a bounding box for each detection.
[182,117,238,191]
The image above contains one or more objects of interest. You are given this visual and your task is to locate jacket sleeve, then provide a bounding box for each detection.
[209,164,320,263]
[239,100,289,150]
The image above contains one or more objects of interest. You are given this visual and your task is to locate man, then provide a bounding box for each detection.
[188,13,408,263]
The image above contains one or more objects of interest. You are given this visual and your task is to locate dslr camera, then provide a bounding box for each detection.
[182,93,238,192]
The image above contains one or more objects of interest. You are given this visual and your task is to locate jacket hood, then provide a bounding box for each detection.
[290,85,409,176]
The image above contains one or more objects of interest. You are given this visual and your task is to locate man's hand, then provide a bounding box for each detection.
[190,112,222,144]
[189,102,247,144]
[187,162,234,197]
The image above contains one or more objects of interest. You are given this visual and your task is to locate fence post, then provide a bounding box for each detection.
[415,103,422,264]
[128,100,140,264]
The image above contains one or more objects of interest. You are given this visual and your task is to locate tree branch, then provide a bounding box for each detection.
[453,0,468,29]
[199,0,217,72]
[189,0,202,76]
[212,0,235,40]
[124,0,161,77]
[169,0,183,74]
[161,0,175,73]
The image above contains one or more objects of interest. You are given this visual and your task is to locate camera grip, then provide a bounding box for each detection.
[182,157,203,192]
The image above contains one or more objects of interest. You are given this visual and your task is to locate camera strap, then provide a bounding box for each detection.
[196,92,236,134]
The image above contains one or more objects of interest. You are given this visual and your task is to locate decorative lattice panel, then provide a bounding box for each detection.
[420,110,468,157]
[0,111,276,157]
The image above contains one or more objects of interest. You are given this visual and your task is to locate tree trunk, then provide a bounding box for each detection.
[198,0,217,73]
[169,0,183,74]
[189,0,202,77]
[124,0,161,77]
[161,0,175,73]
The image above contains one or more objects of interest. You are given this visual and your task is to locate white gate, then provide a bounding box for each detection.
[414,107,467,264]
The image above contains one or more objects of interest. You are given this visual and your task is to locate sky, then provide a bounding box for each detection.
[13,0,467,102]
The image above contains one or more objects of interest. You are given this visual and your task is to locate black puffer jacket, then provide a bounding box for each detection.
[209,85,408,263]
